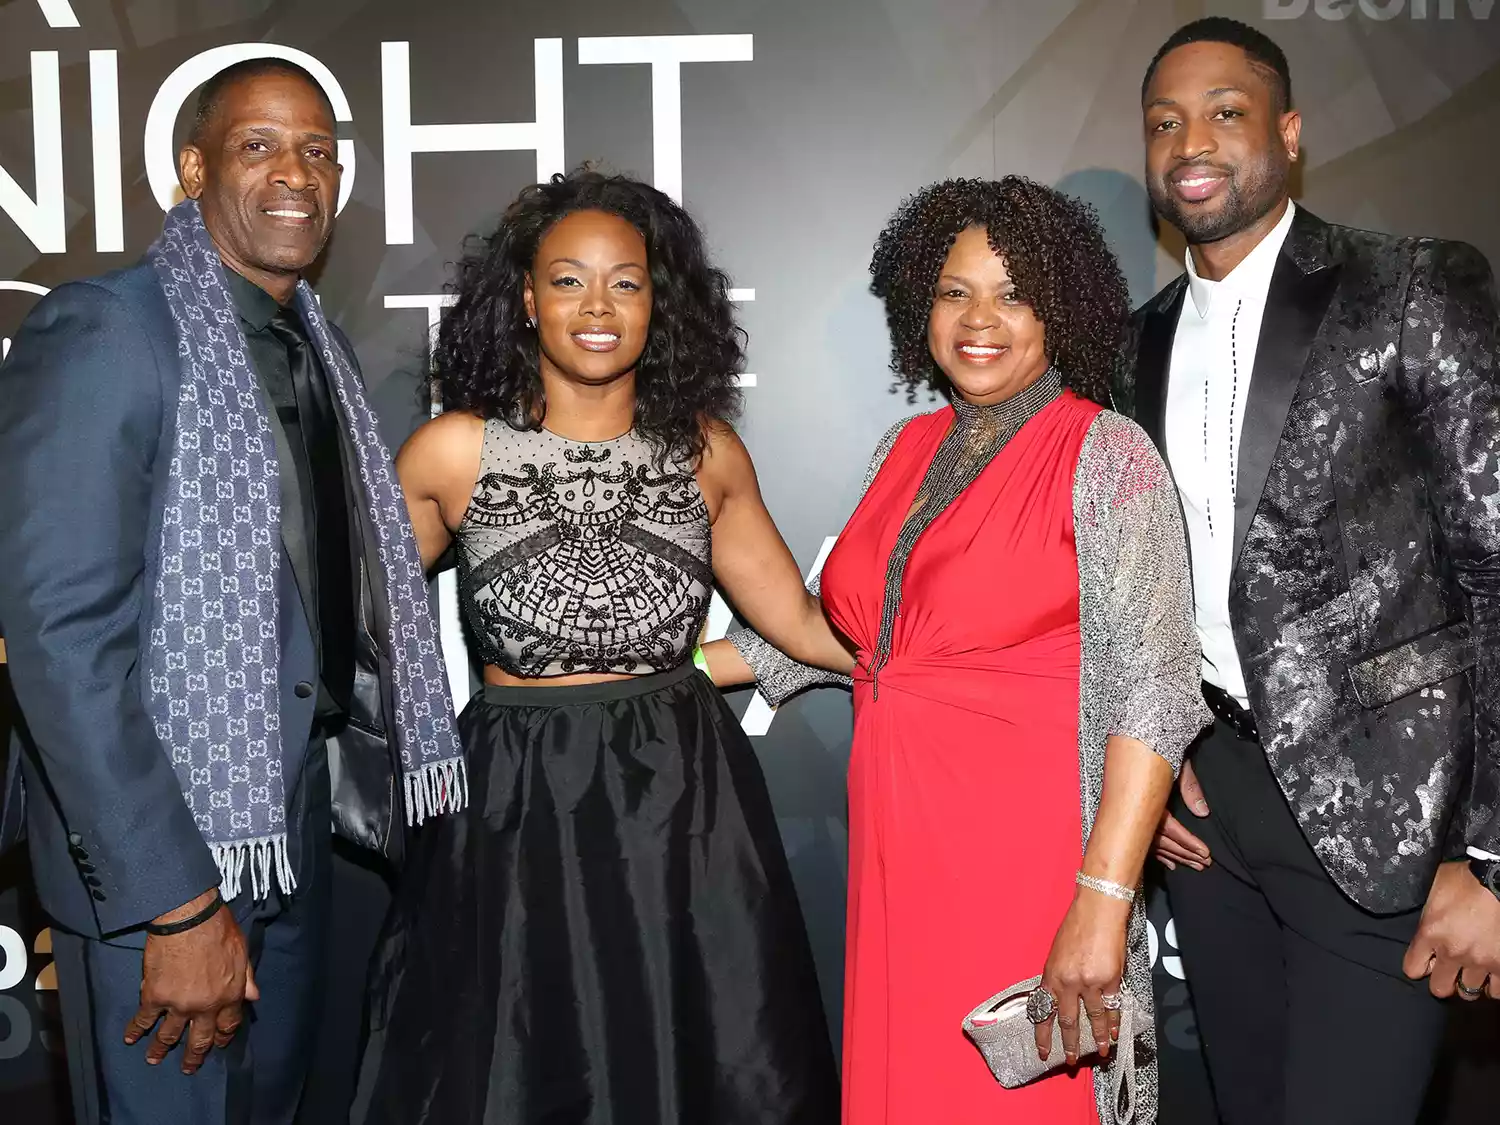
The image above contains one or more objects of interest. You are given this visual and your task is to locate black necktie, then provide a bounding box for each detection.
[266,308,355,711]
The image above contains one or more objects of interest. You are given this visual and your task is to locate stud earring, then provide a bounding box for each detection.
[526,316,536,329]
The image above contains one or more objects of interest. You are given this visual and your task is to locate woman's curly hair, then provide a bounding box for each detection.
[869,176,1130,405]
[433,168,744,465]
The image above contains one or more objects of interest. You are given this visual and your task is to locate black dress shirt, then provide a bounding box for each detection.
[223,269,355,718]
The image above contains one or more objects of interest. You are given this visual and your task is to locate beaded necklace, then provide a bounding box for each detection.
[867,366,1062,696]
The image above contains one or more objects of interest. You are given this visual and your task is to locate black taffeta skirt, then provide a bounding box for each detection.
[351,663,840,1125]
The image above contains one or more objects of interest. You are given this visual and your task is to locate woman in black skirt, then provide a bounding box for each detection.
[351,169,852,1124]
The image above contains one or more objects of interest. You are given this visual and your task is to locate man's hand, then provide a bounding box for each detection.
[123,889,258,1073]
[1403,861,1500,1000]
[1154,759,1212,871]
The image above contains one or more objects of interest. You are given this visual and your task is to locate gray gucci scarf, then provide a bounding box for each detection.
[146,200,464,902]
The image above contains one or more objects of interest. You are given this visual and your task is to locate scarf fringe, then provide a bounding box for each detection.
[210,834,296,902]
[404,757,469,826]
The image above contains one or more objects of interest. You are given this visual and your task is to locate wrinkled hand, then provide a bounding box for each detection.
[1155,760,1212,871]
[1403,861,1500,1001]
[123,889,258,1074]
[1034,890,1131,1067]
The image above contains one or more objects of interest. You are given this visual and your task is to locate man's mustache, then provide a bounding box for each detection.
[1165,160,1235,181]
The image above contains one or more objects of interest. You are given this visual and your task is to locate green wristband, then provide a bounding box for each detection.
[692,645,710,678]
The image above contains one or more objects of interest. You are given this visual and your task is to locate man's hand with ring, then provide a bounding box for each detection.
[1403,861,1500,1001]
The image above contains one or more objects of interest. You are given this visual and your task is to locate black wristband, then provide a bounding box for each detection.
[145,889,224,936]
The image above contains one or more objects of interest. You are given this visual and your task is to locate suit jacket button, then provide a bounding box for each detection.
[91,889,106,902]
[294,681,314,699]
[84,875,103,888]
[79,862,96,874]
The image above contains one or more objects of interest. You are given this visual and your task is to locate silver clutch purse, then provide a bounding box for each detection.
[962,975,1143,1119]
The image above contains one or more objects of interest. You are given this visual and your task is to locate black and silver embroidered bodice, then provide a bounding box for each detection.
[455,420,713,677]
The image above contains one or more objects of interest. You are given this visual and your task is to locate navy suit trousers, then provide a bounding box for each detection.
[51,741,332,1125]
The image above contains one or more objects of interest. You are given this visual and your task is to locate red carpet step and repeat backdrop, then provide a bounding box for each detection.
[3,1,1499,1121]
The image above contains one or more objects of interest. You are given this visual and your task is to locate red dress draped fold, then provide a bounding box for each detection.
[821,391,1103,1124]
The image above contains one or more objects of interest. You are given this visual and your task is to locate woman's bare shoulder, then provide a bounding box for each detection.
[401,409,484,457]
[398,410,486,493]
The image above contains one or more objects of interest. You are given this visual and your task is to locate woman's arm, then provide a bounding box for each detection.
[697,424,856,675]
[700,567,833,691]
[394,411,484,572]
[701,417,913,698]
[1077,737,1175,911]
[1037,733,1173,1067]
[1090,416,1210,777]
[699,636,757,688]
[1036,413,1210,1068]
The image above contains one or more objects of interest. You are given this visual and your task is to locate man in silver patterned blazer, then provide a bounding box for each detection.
[1120,18,1500,1125]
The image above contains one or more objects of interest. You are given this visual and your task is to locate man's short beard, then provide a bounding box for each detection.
[1149,155,1288,246]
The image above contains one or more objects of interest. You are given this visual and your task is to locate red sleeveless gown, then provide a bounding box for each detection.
[820,392,1102,1124]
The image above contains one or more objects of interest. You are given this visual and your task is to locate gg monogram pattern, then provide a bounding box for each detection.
[145,201,463,902]
[295,266,465,826]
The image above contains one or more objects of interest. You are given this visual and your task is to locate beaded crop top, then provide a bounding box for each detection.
[454,419,713,677]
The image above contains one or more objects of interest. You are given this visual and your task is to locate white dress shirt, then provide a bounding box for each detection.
[1165,202,1296,709]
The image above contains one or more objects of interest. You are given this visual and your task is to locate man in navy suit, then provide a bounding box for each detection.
[0,60,410,1124]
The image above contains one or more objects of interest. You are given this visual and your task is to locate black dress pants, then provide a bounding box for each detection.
[1164,717,1448,1125]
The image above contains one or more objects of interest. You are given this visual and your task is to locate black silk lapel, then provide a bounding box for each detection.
[1133,283,1184,450]
[1232,244,1341,569]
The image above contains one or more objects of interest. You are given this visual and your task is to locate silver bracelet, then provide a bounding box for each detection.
[1075,872,1136,903]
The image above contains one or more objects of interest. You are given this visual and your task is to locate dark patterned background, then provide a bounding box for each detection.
[2,1,1499,1121]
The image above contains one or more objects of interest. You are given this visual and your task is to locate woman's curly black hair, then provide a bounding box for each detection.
[869,176,1130,406]
[433,168,744,465]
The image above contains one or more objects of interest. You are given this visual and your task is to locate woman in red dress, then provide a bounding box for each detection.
[706,178,1208,1123]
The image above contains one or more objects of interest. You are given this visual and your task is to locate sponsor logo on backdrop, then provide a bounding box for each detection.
[4,6,752,251]
[1266,0,1493,17]
[0,923,58,1062]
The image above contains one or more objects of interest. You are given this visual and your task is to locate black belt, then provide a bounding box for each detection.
[1202,682,1259,743]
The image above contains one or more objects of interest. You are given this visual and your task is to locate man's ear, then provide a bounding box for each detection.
[178,143,207,200]
[1279,109,1302,163]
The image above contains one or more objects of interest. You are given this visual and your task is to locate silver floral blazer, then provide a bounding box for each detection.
[728,408,1210,1125]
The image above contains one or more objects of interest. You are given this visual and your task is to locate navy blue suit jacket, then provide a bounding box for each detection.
[0,261,323,943]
